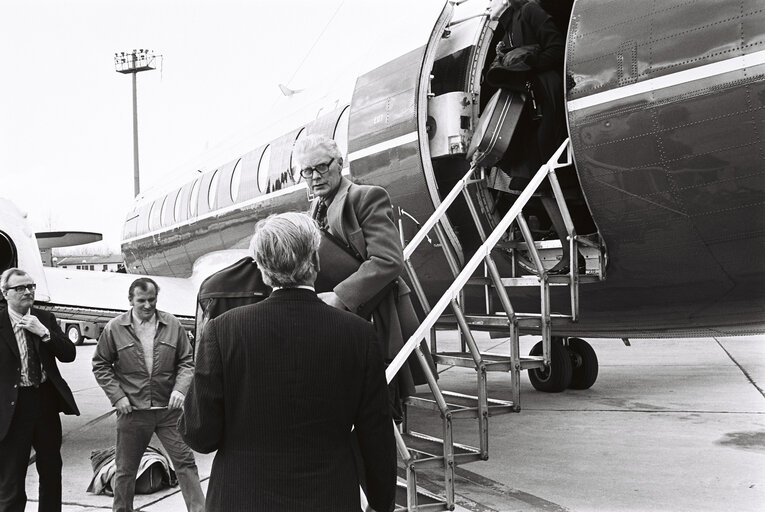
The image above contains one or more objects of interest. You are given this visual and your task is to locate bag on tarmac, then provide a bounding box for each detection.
[87,445,177,496]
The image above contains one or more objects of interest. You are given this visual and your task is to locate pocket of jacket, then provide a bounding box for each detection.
[155,339,178,371]
[115,342,141,373]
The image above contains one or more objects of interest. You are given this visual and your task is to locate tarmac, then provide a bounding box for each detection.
[23,332,765,511]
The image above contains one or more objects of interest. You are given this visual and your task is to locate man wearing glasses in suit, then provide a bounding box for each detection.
[293,134,434,420]
[0,268,79,512]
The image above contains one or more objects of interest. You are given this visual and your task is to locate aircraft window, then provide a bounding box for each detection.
[173,189,182,222]
[333,106,350,161]
[208,170,220,209]
[0,230,18,274]
[148,200,162,231]
[189,178,201,217]
[159,195,169,226]
[230,159,242,201]
[257,145,271,193]
[290,128,307,182]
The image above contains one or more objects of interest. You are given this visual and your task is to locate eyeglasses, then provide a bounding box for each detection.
[7,284,36,293]
[300,158,335,178]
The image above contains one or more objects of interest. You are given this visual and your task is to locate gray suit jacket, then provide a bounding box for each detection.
[311,177,413,358]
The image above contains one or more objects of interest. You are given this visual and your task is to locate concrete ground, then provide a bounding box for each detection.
[22,333,765,511]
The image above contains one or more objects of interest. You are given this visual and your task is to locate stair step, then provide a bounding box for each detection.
[433,351,511,371]
[400,431,483,468]
[468,274,602,287]
[502,274,602,286]
[434,313,572,331]
[433,352,545,371]
[394,477,448,512]
[404,390,517,417]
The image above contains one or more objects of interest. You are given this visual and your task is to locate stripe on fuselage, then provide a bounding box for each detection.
[347,131,418,162]
[567,49,765,111]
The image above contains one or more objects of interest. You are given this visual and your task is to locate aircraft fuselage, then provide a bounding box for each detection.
[120,0,765,337]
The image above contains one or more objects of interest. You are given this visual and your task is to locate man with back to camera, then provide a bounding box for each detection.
[92,277,205,512]
[180,212,396,512]
[0,268,80,512]
[293,133,435,417]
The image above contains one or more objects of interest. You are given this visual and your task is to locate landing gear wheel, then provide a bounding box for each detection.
[567,337,598,389]
[66,325,83,346]
[528,338,572,392]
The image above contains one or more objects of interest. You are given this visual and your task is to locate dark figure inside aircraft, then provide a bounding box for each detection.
[482,0,584,273]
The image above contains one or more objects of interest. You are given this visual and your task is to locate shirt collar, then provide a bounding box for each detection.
[7,307,25,326]
[131,308,157,327]
[272,285,315,292]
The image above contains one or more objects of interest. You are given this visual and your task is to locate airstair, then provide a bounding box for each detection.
[388,138,605,510]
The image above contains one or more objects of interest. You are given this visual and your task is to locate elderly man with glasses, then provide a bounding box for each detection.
[293,134,435,422]
[0,267,79,512]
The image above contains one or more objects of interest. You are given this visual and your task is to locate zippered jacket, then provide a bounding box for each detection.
[92,309,193,409]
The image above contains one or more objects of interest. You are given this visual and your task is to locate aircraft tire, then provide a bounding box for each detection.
[567,337,598,389]
[528,339,572,392]
[66,324,83,346]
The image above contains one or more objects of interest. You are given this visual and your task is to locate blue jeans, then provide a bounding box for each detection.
[113,408,205,512]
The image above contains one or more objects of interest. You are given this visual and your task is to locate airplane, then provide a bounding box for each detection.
[2,0,764,393]
[0,199,199,337]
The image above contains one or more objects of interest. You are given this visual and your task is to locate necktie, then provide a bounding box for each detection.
[25,331,42,386]
[315,200,328,231]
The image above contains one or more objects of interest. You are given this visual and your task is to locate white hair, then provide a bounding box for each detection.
[293,134,343,169]
[249,212,321,288]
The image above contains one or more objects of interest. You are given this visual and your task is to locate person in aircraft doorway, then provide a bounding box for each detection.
[293,134,437,421]
[487,0,584,274]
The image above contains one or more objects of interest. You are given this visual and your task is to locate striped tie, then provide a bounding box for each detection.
[25,331,42,386]
[316,200,328,231]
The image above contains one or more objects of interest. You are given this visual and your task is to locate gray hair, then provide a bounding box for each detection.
[293,134,343,169]
[249,212,321,288]
[1,268,30,291]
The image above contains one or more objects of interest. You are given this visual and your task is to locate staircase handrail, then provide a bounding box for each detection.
[403,164,477,261]
[387,138,571,383]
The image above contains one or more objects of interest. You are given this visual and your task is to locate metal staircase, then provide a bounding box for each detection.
[387,138,606,510]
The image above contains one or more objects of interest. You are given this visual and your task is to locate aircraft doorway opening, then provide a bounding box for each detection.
[419,1,603,393]
[0,230,18,275]
[425,2,597,273]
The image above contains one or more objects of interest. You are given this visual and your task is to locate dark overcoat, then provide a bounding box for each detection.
[180,289,396,512]
[498,0,567,172]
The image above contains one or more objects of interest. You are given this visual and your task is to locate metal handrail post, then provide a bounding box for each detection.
[516,213,547,276]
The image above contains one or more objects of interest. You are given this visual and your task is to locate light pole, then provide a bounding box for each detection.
[114,49,157,197]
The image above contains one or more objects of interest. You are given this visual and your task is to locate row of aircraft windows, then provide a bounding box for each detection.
[143,107,350,233]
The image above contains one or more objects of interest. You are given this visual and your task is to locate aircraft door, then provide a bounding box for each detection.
[346,2,463,301]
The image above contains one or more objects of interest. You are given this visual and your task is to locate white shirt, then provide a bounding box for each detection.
[272,285,316,291]
[131,309,157,376]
